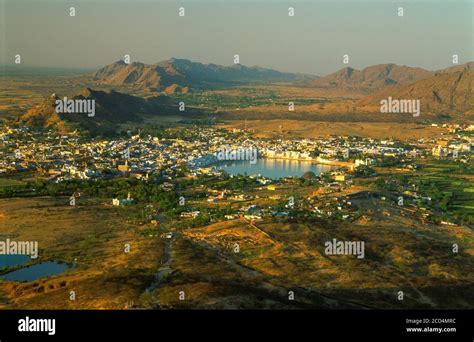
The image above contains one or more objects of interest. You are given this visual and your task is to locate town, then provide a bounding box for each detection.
[1,123,472,228]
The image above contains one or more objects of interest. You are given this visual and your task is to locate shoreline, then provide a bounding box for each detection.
[262,156,354,170]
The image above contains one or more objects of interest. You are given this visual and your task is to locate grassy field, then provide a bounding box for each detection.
[0,178,25,188]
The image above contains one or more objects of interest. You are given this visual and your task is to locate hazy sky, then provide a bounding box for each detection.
[1,0,473,75]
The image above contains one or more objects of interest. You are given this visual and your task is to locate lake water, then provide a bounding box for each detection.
[217,159,335,179]
[0,261,72,282]
[0,255,31,269]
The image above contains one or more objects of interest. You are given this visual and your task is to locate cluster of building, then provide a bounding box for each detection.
[0,125,472,182]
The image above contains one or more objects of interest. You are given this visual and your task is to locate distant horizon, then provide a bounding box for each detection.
[1,58,473,78]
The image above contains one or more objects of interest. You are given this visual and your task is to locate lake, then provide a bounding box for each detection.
[217,158,335,179]
[0,255,31,269]
[0,260,72,282]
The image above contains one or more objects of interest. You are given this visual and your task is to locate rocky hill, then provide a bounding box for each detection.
[18,88,172,135]
[309,64,433,91]
[357,62,473,117]
[93,58,312,92]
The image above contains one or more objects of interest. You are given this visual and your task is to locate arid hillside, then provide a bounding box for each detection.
[358,62,474,117]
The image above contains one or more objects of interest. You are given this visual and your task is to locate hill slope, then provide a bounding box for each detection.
[357,62,474,117]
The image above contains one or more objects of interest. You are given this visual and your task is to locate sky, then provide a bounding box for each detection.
[1,0,473,75]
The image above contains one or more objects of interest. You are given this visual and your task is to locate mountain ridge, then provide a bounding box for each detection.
[308,63,434,91]
[93,58,314,92]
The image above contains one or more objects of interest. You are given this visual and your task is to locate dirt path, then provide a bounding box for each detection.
[146,237,174,293]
